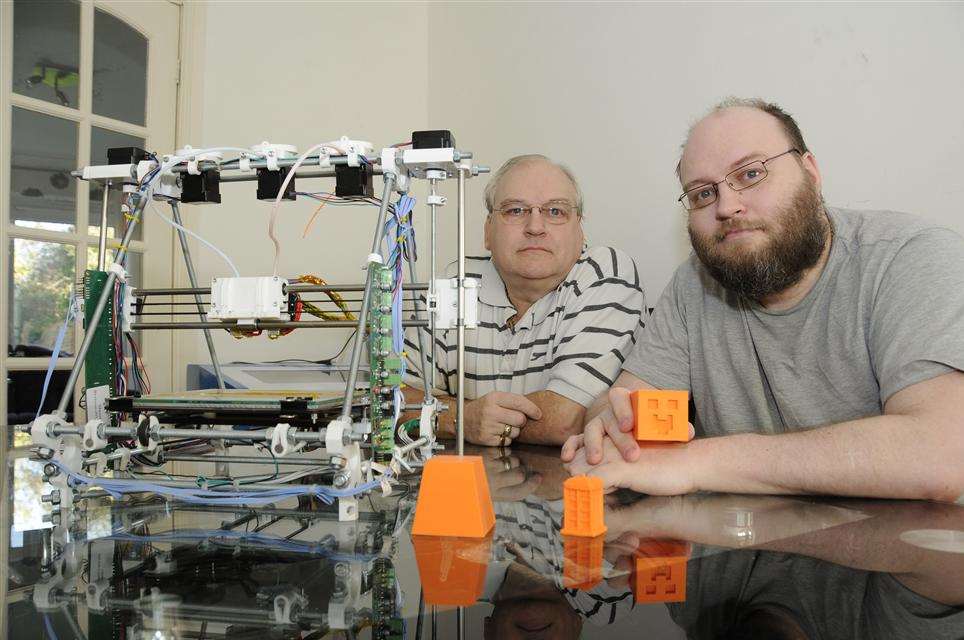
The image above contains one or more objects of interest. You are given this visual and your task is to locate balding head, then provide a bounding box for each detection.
[677,98,810,183]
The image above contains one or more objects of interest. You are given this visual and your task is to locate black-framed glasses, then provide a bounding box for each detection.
[678,149,801,212]
[495,200,578,225]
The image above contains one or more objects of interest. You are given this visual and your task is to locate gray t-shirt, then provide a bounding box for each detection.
[622,208,964,435]
[668,548,964,639]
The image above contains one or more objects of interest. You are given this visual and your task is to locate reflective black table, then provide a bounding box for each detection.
[4,438,964,639]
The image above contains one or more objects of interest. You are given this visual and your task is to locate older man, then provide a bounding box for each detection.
[405,154,645,447]
[563,98,964,501]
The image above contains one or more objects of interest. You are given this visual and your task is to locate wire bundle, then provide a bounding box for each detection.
[50,459,387,507]
[382,195,417,434]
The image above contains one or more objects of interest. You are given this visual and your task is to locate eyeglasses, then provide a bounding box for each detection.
[678,149,801,212]
[494,201,578,225]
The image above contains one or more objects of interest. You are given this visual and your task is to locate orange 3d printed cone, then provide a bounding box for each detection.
[412,534,493,606]
[412,456,495,537]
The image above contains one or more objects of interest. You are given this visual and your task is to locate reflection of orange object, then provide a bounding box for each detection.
[563,534,604,590]
[630,390,690,442]
[632,539,690,603]
[412,456,495,537]
[412,534,492,606]
[561,476,606,537]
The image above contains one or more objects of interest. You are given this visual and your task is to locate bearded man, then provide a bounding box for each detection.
[562,98,964,501]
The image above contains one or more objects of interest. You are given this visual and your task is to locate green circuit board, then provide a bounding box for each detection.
[82,269,116,393]
[368,265,403,462]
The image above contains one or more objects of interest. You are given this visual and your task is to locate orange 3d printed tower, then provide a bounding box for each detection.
[562,534,605,590]
[560,475,606,538]
[630,389,691,442]
[411,455,495,537]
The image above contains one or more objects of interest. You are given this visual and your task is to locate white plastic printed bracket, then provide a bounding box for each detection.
[121,291,135,333]
[250,141,297,172]
[338,442,362,522]
[135,160,157,183]
[238,153,251,172]
[144,414,160,454]
[426,194,446,206]
[107,262,127,284]
[273,591,307,625]
[325,418,349,455]
[182,149,223,176]
[380,147,398,175]
[31,414,66,451]
[366,253,384,266]
[318,148,332,169]
[433,277,480,329]
[82,419,107,452]
[270,423,303,457]
[334,136,373,167]
[207,276,288,322]
[419,399,437,459]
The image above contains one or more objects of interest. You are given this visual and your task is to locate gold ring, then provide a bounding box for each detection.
[499,435,508,448]
[501,424,513,439]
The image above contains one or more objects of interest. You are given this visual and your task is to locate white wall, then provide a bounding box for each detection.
[177,1,964,384]
[426,2,964,305]
[177,1,430,381]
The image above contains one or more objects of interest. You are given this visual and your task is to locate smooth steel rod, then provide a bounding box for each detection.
[169,153,375,174]
[96,181,110,270]
[456,167,466,456]
[50,425,328,442]
[130,283,429,296]
[219,166,384,183]
[409,256,433,406]
[429,177,439,395]
[340,172,397,420]
[171,201,225,389]
[164,454,324,466]
[131,319,428,330]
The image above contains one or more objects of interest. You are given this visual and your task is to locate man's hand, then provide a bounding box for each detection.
[460,391,543,447]
[479,448,543,501]
[563,434,697,495]
[561,386,640,464]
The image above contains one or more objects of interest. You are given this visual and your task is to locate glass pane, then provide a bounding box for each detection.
[11,0,81,108]
[7,457,51,593]
[10,108,78,232]
[86,245,142,287]
[88,127,145,240]
[8,239,77,357]
[7,370,75,426]
[93,8,147,125]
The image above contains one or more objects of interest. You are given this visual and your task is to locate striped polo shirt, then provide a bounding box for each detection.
[404,246,646,407]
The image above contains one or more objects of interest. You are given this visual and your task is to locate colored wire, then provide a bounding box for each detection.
[49,459,388,507]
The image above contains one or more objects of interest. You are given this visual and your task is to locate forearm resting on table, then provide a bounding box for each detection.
[399,386,584,445]
[687,372,964,501]
[688,411,964,501]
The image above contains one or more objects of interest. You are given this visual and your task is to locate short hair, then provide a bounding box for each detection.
[483,154,584,214]
[675,97,810,180]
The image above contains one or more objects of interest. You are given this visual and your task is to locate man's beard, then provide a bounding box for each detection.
[689,178,829,301]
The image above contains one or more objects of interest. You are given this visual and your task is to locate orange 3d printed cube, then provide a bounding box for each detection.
[630,389,690,442]
[632,539,690,603]
[560,475,606,538]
